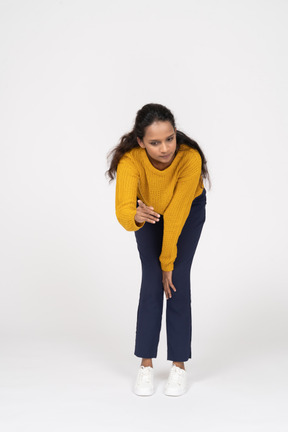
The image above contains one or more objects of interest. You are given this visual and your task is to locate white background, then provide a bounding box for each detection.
[0,0,287,430]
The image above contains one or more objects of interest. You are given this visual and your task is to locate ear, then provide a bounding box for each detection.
[137,137,145,148]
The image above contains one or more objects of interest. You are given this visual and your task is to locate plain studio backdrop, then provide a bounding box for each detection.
[0,0,287,431]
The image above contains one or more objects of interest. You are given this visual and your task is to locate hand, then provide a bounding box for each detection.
[135,200,161,224]
[162,270,176,299]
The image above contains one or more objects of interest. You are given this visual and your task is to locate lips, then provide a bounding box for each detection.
[160,154,171,158]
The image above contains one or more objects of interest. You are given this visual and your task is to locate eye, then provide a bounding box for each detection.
[167,136,175,142]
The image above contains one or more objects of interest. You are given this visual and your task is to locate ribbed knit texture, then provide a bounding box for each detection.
[115,144,204,271]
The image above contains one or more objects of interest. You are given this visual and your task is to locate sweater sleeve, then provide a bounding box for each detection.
[159,151,202,271]
[115,154,145,231]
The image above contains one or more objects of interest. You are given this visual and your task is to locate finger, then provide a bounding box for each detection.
[144,209,160,221]
[147,209,161,218]
[146,218,159,224]
[146,216,160,223]
[163,284,172,299]
[137,200,146,208]
[141,204,160,219]
[170,283,177,292]
[140,211,160,223]
[138,205,160,221]
[164,289,170,300]
[136,212,157,224]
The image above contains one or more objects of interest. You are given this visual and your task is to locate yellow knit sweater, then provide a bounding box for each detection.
[115,144,204,271]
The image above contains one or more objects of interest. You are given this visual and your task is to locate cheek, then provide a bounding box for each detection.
[148,147,157,157]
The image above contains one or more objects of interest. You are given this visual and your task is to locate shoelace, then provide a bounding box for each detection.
[167,366,185,386]
[139,366,152,384]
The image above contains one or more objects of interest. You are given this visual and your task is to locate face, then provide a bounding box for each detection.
[137,121,177,169]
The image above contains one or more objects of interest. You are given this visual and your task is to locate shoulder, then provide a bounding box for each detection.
[177,144,201,168]
[118,147,143,164]
[117,147,143,174]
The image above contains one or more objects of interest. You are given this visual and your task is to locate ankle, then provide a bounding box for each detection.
[141,358,153,368]
[172,361,185,370]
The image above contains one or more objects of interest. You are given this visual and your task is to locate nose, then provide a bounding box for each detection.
[160,143,168,154]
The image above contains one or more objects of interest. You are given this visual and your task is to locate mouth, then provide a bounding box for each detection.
[159,154,171,159]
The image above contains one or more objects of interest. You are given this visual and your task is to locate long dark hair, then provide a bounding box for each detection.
[105,103,211,189]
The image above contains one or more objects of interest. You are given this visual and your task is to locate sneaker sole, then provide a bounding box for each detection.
[134,388,154,396]
[164,387,186,396]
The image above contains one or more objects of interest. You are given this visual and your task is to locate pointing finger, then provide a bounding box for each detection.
[137,200,146,207]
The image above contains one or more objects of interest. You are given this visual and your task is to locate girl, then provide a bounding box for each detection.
[106,103,210,396]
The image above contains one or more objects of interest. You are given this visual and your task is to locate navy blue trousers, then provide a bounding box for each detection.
[134,188,207,362]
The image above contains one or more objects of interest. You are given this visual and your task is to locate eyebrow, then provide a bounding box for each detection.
[148,133,175,142]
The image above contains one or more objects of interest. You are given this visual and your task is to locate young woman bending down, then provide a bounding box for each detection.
[106,103,211,397]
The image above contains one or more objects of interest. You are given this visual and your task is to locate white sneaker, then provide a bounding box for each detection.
[134,366,154,396]
[164,364,187,396]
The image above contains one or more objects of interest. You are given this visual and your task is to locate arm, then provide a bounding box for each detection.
[159,151,202,271]
[115,155,145,231]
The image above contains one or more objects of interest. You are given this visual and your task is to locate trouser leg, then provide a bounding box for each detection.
[166,188,207,362]
[134,208,164,358]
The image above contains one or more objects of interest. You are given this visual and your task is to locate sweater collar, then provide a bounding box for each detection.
[141,147,181,174]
